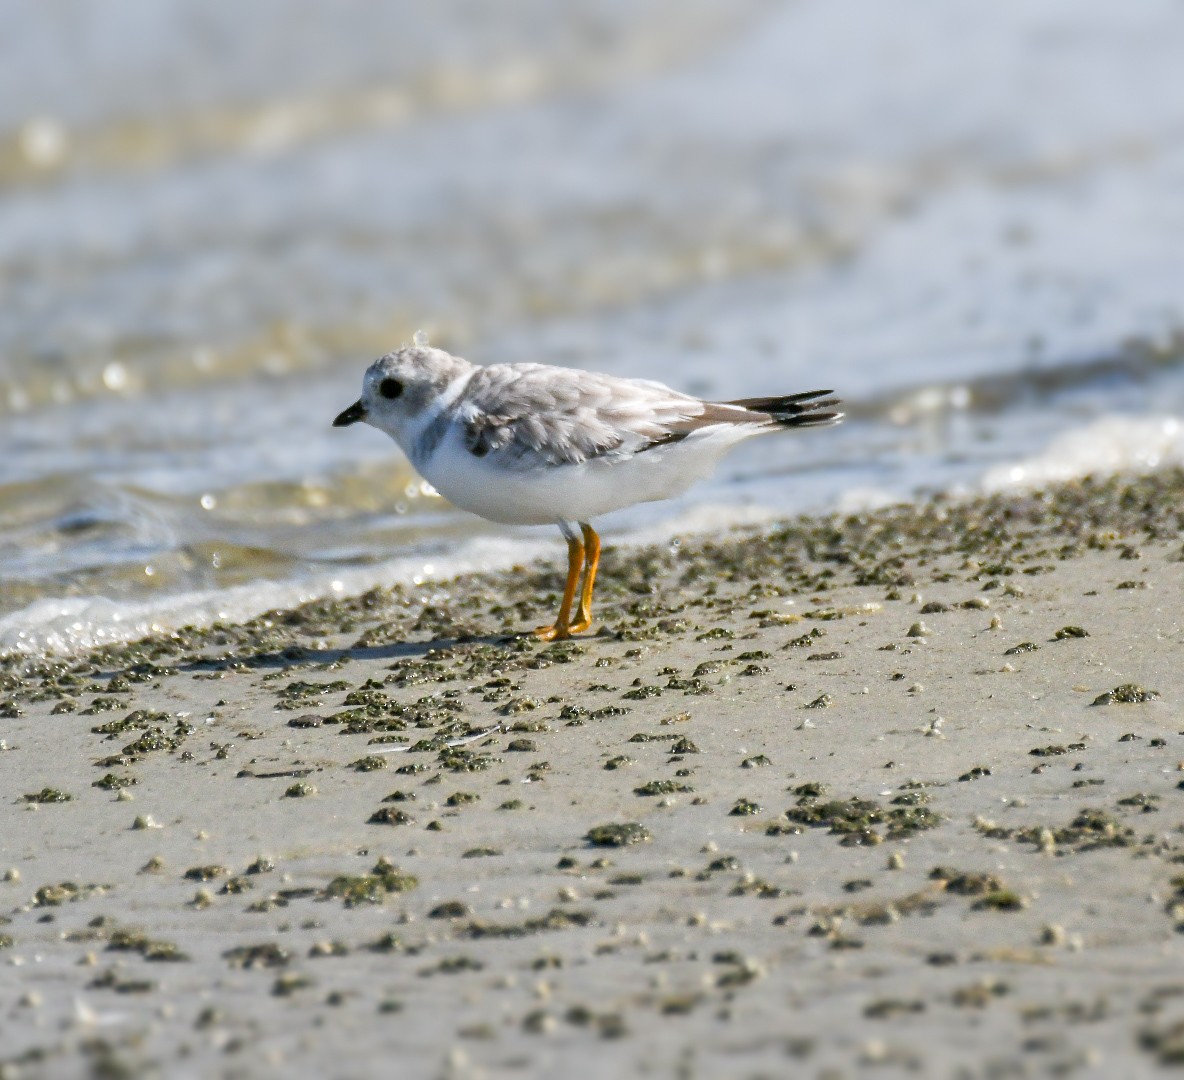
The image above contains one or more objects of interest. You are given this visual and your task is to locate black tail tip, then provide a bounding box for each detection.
[776,409,843,428]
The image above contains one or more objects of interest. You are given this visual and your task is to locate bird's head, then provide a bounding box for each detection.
[333,345,472,443]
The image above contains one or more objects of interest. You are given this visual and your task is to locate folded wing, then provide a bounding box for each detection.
[460,364,840,468]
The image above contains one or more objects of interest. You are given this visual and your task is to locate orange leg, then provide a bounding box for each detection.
[567,523,601,635]
[535,531,584,641]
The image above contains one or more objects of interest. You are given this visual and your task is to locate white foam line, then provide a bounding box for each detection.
[0,537,551,658]
[981,415,1184,494]
[0,491,796,659]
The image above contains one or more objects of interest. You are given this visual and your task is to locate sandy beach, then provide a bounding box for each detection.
[2,469,1184,1078]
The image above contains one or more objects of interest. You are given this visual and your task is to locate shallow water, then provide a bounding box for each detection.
[3,0,1184,653]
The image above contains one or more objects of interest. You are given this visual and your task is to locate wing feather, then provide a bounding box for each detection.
[460,365,705,467]
[457,364,839,469]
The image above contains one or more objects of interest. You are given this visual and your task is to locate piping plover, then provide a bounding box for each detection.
[334,343,841,639]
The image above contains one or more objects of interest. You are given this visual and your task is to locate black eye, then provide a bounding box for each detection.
[379,377,403,400]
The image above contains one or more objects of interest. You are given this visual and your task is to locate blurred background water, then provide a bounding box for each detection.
[3,0,1184,653]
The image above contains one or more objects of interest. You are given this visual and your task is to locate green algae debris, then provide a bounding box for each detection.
[349,755,388,772]
[461,909,593,941]
[729,797,762,816]
[929,867,1005,896]
[367,807,414,826]
[183,865,229,882]
[971,890,1028,912]
[33,882,109,907]
[1029,743,1085,757]
[92,773,137,790]
[22,788,73,804]
[223,943,291,969]
[784,790,941,844]
[975,807,1135,852]
[1092,684,1160,706]
[585,823,652,847]
[1003,642,1039,655]
[322,863,418,907]
[622,685,663,700]
[107,929,190,962]
[634,779,692,796]
[958,767,991,782]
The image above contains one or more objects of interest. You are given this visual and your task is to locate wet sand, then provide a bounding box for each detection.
[3,470,1184,1079]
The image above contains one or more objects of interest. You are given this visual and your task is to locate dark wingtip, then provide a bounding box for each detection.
[788,410,843,427]
[726,390,840,413]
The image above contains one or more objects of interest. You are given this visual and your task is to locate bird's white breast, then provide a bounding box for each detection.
[417,422,756,526]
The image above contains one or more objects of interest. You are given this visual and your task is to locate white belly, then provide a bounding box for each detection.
[417,426,753,526]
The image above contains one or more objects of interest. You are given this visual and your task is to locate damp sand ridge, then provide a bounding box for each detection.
[3,470,1184,1077]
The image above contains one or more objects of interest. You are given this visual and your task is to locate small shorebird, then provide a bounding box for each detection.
[334,343,841,639]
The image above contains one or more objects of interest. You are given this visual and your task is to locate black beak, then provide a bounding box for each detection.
[333,400,366,427]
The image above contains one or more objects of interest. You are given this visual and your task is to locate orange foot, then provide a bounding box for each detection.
[536,524,602,639]
[565,524,601,635]
[534,530,583,642]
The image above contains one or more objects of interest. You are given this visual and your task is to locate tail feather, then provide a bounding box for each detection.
[725,390,843,429]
